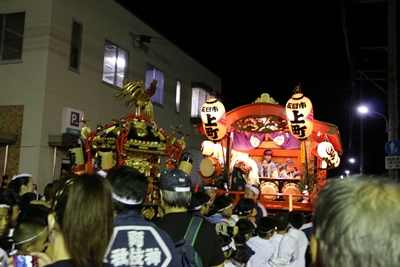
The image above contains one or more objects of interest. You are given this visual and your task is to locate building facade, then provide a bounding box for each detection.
[0,0,220,192]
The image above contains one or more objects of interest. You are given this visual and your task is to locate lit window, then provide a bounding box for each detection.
[175,80,181,113]
[0,12,25,61]
[102,40,128,88]
[145,63,164,105]
[191,87,211,117]
[69,20,83,71]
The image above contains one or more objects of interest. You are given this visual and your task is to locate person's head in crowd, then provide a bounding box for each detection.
[311,177,400,267]
[215,223,238,238]
[236,218,255,242]
[0,188,21,228]
[0,195,10,237]
[106,166,147,215]
[203,185,218,205]
[285,159,295,173]
[244,184,260,202]
[275,213,290,232]
[13,217,48,254]
[8,173,34,196]
[257,217,275,239]
[218,233,235,261]
[49,173,114,267]
[289,211,305,229]
[232,230,251,264]
[158,169,192,213]
[18,204,53,258]
[263,149,273,163]
[214,195,234,218]
[43,182,54,202]
[190,191,211,215]
[1,175,9,188]
[234,198,256,219]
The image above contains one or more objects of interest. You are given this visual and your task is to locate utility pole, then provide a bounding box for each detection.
[387,0,398,180]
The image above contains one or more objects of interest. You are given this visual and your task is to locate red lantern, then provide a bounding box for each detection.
[201,98,227,141]
[286,92,313,140]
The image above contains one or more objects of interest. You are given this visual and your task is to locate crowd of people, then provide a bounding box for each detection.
[0,168,398,267]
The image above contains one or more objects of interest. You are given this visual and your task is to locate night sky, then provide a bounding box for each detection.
[118,1,394,176]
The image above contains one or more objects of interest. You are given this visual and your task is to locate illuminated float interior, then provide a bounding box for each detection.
[198,90,343,212]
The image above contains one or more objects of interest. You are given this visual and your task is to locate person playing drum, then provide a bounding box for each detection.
[257,149,276,177]
[280,158,298,178]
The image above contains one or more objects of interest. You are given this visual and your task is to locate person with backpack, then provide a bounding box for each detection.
[155,169,224,267]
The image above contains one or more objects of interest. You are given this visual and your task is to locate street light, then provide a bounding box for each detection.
[358,106,388,133]
[357,105,389,176]
[349,158,355,163]
[345,170,350,177]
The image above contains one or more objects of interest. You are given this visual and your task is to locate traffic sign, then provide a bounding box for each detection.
[385,139,400,156]
[385,156,400,169]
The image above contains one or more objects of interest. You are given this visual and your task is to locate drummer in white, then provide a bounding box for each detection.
[257,149,276,177]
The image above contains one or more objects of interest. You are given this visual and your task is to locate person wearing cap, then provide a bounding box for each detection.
[244,184,267,221]
[246,217,276,267]
[7,173,34,196]
[104,166,180,267]
[280,159,298,179]
[257,149,276,177]
[154,169,224,267]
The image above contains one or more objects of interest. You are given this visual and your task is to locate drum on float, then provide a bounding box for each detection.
[200,156,222,178]
[260,181,279,201]
[282,182,302,202]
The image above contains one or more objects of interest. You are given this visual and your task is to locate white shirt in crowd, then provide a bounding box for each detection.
[246,236,275,267]
[288,228,309,267]
[270,232,299,267]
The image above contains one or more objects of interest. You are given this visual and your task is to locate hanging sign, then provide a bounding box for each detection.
[286,92,313,140]
[200,98,227,141]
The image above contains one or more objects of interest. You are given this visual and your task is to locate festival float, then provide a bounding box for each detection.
[197,85,343,213]
[69,79,188,220]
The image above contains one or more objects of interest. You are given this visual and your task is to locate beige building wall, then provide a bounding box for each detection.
[0,0,221,193]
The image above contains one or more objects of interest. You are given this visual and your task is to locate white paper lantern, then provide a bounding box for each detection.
[286,93,314,140]
[201,98,227,141]
[317,141,335,158]
[201,140,215,156]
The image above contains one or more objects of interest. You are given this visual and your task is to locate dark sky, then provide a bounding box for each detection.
[118,1,393,176]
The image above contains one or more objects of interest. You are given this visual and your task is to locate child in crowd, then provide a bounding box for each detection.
[232,198,257,224]
[210,195,235,226]
[203,185,218,207]
[244,184,267,221]
[189,191,213,223]
[12,217,48,254]
[246,217,276,267]
[218,233,249,267]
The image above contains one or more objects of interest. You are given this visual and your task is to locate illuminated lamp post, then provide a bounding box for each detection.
[357,105,389,175]
[200,97,227,142]
[286,85,313,140]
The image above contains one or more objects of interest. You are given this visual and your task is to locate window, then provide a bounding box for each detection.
[175,80,181,113]
[0,12,25,61]
[145,63,164,105]
[69,20,83,71]
[191,87,211,117]
[102,40,128,88]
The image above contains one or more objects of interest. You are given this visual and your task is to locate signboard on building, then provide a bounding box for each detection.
[62,107,84,136]
[385,156,400,169]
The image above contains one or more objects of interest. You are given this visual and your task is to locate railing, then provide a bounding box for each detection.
[216,190,315,212]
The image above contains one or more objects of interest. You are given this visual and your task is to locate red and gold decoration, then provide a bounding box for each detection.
[201,95,227,141]
[286,85,313,140]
